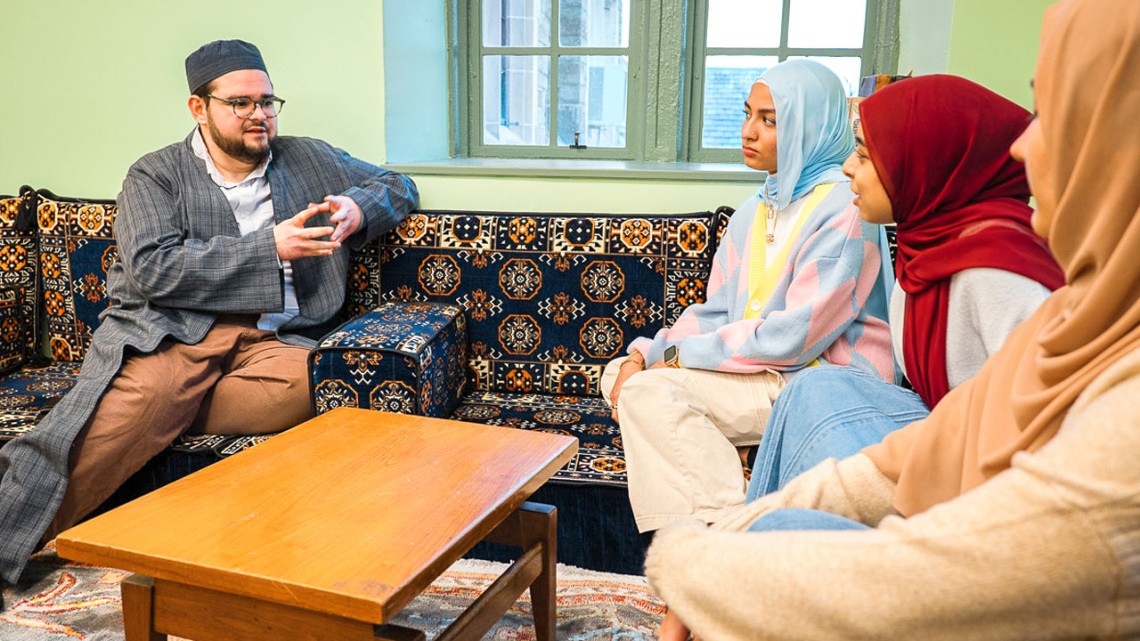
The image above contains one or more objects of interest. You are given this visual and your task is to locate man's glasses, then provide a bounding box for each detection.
[206,95,285,119]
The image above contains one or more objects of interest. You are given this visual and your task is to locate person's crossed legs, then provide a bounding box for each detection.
[44,317,310,540]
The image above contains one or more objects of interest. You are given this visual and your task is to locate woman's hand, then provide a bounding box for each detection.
[659,608,692,641]
[609,352,646,423]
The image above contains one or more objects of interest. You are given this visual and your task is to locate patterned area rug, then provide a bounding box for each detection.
[1,543,664,640]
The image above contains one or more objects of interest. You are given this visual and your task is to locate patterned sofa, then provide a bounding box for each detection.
[0,186,730,575]
[0,188,289,476]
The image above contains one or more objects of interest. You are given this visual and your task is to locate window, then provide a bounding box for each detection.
[459,0,639,160]
[455,0,898,162]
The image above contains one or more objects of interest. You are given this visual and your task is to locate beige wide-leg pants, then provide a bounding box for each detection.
[45,316,312,540]
[602,359,785,532]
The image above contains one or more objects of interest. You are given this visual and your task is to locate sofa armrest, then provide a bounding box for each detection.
[309,301,469,418]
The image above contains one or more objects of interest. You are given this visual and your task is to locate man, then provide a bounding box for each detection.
[0,39,418,596]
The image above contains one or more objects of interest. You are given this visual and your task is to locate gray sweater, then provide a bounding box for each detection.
[890,267,1051,387]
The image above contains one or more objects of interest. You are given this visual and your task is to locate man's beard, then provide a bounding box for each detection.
[206,116,272,164]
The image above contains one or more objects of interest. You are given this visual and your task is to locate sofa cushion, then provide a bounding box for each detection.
[0,288,26,376]
[451,390,625,486]
[0,361,80,443]
[0,189,40,358]
[376,210,720,397]
[309,301,469,417]
[345,241,382,320]
[35,190,118,363]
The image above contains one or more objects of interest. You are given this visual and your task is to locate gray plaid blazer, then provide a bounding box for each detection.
[0,131,418,583]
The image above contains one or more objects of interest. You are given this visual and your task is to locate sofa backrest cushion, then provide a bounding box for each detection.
[346,242,382,320]
[0,188,40,358]
[373,210,723,397]
[0,288,26,375]
[35,191,118,363]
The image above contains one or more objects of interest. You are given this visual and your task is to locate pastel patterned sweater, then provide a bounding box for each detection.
[631,183,892,380]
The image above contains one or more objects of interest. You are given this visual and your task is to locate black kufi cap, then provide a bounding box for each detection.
[185,39,268,93]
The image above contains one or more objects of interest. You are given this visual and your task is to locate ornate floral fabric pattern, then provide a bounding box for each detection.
[346,241,382,319]
[0,192,79,445]
[452,391,627,486]
[168,432,277,458]
[0,288,26,376]
[0,190,39,358]
[0,362,79,443]
[310,301,469,418]
[375,211,720,397]
[35,191,118,363]
[309,210,723,486]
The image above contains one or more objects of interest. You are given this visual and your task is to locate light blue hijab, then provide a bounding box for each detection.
[756,59,855,210]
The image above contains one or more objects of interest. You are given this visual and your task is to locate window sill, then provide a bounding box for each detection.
[387,158,760,183]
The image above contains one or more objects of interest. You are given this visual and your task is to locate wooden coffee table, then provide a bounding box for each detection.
[56,407,577,641]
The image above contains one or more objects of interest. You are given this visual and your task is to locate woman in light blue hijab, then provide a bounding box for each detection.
[607,58,893,578]
[757,59,855,212]
[631,57,893,641]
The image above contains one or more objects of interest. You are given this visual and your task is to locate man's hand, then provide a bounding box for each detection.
[324,194,363,243]
[274,205,340,261]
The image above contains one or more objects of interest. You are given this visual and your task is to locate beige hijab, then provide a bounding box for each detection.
[864,0,1140,516]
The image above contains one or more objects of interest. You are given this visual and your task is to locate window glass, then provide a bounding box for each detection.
[787,0,867,48]
[557,55,629,148]
[789,55,864,96]
[559,0,630,47]
[706,0,782,48]
[483,56,551,146]
[701,55,778,149]
[483,0,552,47]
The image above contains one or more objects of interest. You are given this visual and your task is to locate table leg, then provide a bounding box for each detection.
[457,502,558,641]
[121,574,165,641]
[517,503,557,641]
[374,623,427,641]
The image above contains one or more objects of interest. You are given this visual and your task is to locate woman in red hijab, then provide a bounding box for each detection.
[741,74,1064,503]
[857,74,1064,408]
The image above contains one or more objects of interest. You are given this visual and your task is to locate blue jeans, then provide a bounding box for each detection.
[745,366,930,502]
[747,508,870,532]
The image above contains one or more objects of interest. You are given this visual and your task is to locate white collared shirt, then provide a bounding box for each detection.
[191,128,298,330]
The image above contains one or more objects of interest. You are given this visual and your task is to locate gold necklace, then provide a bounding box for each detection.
[764,184,778,244]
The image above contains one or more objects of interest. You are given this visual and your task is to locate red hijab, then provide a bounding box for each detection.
[860,75,1064,408]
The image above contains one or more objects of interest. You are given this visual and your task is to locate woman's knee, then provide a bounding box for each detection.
[618,368,680,406]
[783,366,871,397]
[747,508,870,532]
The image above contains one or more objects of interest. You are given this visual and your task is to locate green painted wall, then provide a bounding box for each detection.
[411,175,756,214]
[0,0,1051,211]
[946,0,1052,107]
[0,0,386,198]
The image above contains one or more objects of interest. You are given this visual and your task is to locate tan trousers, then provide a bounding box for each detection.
[45,317,312,539]
[602,359,785,532]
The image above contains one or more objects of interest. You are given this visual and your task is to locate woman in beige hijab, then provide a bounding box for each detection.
[647,0,1140,637]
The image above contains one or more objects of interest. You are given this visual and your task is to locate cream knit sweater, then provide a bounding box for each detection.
[645,348,1140,640]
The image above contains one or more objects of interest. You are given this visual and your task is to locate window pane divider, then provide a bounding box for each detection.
[704,48,864,57]
[548,0,560,148]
